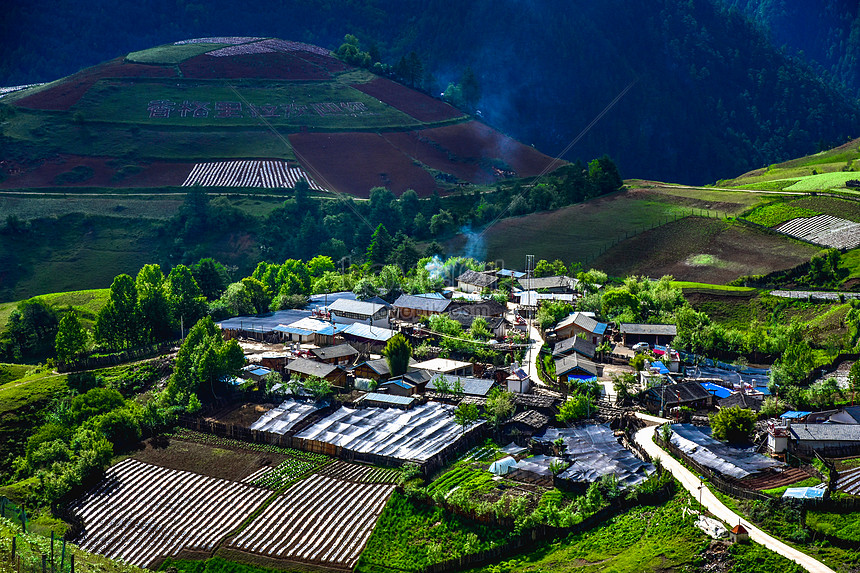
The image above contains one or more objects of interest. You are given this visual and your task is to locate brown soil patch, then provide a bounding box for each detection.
[382,130,489,183]
[419,121,566,177]
[205,402,277,427]
[133,436,286,482]
[13,58,177,111]
[352,78,463,122]
[289,131,438,197]
[0,155,192,188]
[740,467,813,491]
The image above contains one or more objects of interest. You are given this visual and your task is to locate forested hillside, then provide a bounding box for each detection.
[2,0,858,184]
[720,0,860,95]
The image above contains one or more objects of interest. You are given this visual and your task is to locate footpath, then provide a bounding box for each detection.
[633,418,835,573]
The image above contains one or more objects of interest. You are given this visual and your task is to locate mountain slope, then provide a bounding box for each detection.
[2,0,858,185]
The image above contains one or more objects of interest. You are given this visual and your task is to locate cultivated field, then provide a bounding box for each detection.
[182,160,326,190]
[227,474,394,569]
[352,78,464,122]
[594,217,819,283]
[71,459,271,568]
[776,215,860,249]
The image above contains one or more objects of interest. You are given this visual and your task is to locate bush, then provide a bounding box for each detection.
[69,387,125,424]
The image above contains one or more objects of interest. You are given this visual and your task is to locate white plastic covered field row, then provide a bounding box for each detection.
[776,214,860,249]
[70,459,270,568]
[181,160,327,190]
[228,474,393,568]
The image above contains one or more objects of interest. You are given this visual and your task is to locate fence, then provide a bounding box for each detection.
[415,483,675,573]
[2,533,76,573]
[58,340,179,372]
[653,428,771,502]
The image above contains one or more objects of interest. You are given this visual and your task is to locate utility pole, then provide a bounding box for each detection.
[526,254,534,380]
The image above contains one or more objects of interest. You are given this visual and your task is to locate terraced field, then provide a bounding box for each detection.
[776,214,860,249]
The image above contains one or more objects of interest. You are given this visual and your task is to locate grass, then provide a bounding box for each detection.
[158,557,305,573]
[784,172,860,191]
[806,511,860,542]
[74,79,419,129]
[0,195,183,221]
[671,281,757,293]
[0,369,67,479]
[464,492,709,573]
[0,364,30,386]
[355,490,514,572]
[728,542,805,573]
[761,476,822,497]
[744,202,821,227]
[125,43,229,64]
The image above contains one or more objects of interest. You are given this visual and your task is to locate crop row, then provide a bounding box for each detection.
[318,460,401,484]
[228,474,394,568]
[168,427,330,463]
[71,459,270,568]
[251,458,318,489]
[181,160,326,190]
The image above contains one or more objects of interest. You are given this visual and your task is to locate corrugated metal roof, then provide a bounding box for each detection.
[342,323,396,342]
[359,392,415,406]
[311,343,358,360]
[790,423,860,442]
[456,269,498,288]
[554,354,598,377]
[517,275,576,291]
[327,298,389,316]
[552,336,597,358]
[393,294,451,313]
[619,323,678,336]
[286,358,339,377]
[426,375,494,396]
[555,312,607,335]
[274,325,313,336]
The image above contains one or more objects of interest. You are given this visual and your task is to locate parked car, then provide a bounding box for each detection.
[632,342,650,352]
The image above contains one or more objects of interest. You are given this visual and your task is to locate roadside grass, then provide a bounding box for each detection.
[761,476,822,497]
[728,542,805,573]
[631,184,769,215]
[125,43,228,64]
[743,202,820,227]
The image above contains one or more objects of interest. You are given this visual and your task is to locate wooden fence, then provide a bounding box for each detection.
[58,340,179,372]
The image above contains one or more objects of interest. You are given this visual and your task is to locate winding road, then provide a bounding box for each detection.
[633,420,835,573]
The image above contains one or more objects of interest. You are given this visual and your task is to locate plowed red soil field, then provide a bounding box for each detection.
[382,131,492,184]
[0,155,191,188]
[180,52,335,80]
[288,132,437,197]
[352,78,463,122]
[13,58,177,111]
[420,121,565,176]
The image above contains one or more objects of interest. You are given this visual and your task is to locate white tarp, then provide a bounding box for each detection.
[249,399,323,435]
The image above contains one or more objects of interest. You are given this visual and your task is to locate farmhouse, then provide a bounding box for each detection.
[552,335,597,360]
[516,275,577,294]
[789,423,860,454]
[341,323,396,352]
[550,312,607,345]
[380,369,434,396]
[351,357,417,382]
[502,410,550,440]
[619,323,678,347]
[327,298,390,328]
[646,381,712,412]
[456,269,498,293]
[449,312,506,337]
[554,354,600,385]
[391,293,451,321]
[286,357,347,388]
[426,374,495,397]
[718,392,763,412]
[311,343,359,366]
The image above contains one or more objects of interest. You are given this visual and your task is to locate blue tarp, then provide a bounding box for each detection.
[651,361,670,374]
[700,382,732,399]
[783,486,825,499]
[568,375,599,383]
[781,411,812,419]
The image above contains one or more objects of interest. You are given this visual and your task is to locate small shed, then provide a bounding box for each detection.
[729,524,749,544]
[456,270,498,293]
[357,392,415,410]
[618,323,678,347]
[311,343,359,366]
[488,456,518,476]
[503,410,549,439]
[286,358,347,388]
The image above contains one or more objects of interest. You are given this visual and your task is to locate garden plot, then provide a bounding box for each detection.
[70,459,270,568]
[228,474,393,569]
[295,402,481,463]
[249,398,323,435]
[181,160,327,190]
[776,214,860,249]
[836,466,860,496]
[535,424,654,489]
[670,424,783,480]
[317,460,401,484]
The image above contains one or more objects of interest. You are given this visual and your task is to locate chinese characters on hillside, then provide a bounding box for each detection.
[146,100,374,119]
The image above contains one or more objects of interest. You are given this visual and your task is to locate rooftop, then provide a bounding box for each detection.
[286,358,339,378]
[311,343,358,361]
[412,358,473,373]
[517,275,576,291]
[619,323,678,336]
[358,392,416,407]
[552,336,597,358]
[790,423,860,442]
[342,322,396,342]
[327,298,389,316]
[554,312,607,335]
[456,269,498,288]
[554,354,599,377]
[507,410,550,429]
[392,294,451,313]
[426,374,495,396]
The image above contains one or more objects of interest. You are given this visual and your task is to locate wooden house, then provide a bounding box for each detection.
[311,343,359,366]
[456,270,498,293]
[550,312,607,345]
[286,358,347,388]
[391,294,451,322]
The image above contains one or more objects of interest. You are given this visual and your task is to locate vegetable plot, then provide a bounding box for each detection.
[181,160,327,190]
[70,459,271,568]
[228,474,394,569]
[776,214,860,249]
